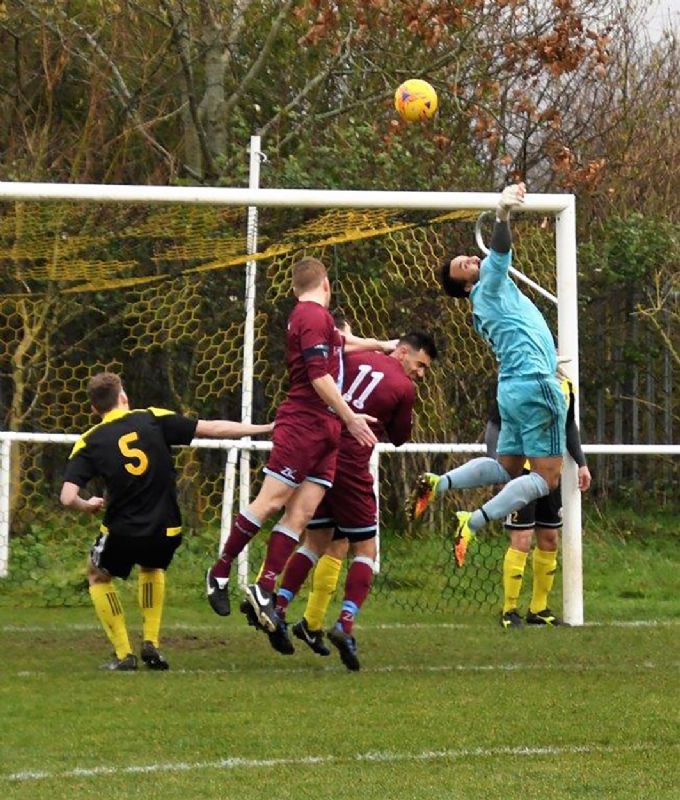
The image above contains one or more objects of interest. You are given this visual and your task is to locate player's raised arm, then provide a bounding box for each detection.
[479,182,526,292]
[194,419,274,438]
[492,182,525,249]
[343,332,399,354]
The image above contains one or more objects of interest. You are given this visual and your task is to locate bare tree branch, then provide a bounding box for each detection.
[223,0,296,119]
[14,0,179,175]
[160,0,217,179]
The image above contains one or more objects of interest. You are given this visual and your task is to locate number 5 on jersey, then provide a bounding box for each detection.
[118,432,149,476]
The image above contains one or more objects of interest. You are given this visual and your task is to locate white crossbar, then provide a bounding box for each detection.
[0,181,572,213]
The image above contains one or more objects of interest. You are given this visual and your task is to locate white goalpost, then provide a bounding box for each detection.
[2,141,676,625]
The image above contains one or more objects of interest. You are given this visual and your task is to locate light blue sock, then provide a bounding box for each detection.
[469,473,549,531]
[437,458,511,494]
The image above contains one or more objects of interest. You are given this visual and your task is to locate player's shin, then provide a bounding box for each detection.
[138,568,165,647]
[530,548,558,614]
[89,582,132,660]
[337,556,374,634]
[276,546,319,619]
[211,510,262,580]
[258,524,300,592]
[469,473,549,531]
[503,548,527,613]
[305,555,342,630]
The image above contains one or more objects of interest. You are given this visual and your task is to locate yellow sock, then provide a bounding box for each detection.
[304,555,342,631]
[89,582,131,660]
[530,548,558,614]
[503,547,528,613]
[138,569,165,647]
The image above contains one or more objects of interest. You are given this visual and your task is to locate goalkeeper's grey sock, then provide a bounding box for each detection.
[469,472,549,531]
[437,457,512,494]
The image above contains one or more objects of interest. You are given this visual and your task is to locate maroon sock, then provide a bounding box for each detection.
[339,559,374,634]
[258,527,299,592]
[211,512,261,580]
[280,548,318,597]
[275,548,318,618]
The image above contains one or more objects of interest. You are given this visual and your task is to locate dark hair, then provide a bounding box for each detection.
[439,255,471,299]
[87,372,123,414]
[399,331,438,360]
[332,309,351,333]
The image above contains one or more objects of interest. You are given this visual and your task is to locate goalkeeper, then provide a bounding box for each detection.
[409,182,567,567]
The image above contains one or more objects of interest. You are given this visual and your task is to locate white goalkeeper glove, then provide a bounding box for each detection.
[496,182,526,221]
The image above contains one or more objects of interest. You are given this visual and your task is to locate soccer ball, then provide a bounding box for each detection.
[394,79,438,122]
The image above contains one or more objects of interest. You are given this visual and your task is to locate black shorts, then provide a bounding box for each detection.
[330,526,376,543]
[90,529,182,579]
[504,484,562,530]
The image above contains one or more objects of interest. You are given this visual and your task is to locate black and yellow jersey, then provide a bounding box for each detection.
[64,407,197,538]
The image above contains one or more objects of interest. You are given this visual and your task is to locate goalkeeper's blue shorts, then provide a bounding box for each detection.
[496,374,566,458]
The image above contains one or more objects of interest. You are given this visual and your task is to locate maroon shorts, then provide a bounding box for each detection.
[307,461,377,542]
[264,409,341,488]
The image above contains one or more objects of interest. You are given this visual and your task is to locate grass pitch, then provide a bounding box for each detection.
[2,602,679,800]
[2,508,679,800]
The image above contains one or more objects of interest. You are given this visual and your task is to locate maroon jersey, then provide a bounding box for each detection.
[338,350,415,471]
[277,301,343,419]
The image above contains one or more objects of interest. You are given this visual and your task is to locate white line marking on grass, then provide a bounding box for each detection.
[3,618,680,634]
[371,619,680,630]
[6,742,679,783]
[9,660,678,681]
[174,660,679,677]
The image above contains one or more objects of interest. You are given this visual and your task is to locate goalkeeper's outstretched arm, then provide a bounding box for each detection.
[489,182,526,255]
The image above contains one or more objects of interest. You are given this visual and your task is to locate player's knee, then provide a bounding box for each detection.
[327,538,349,560]
[509,530,532,552]
[305,530,332,555]
[536,529,559,551]
[87,562,111,585]
[254,477,295,517]
[284,506,316,533]
[351,538,377,561]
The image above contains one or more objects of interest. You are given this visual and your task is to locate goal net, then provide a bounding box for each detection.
[0,176,582,621]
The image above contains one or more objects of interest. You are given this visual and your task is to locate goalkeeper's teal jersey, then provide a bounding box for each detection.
[469,249,557,380]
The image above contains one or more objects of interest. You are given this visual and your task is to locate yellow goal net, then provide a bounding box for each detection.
[0,192,562,614]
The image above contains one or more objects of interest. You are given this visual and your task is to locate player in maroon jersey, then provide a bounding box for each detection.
[268,331,438,668]
[205,257,396,631]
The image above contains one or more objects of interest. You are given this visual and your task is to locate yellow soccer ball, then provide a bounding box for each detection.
[394,79,438,122]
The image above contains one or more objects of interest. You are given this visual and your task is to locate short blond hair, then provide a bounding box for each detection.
[87,372,123,414]
[292,257,327,295]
